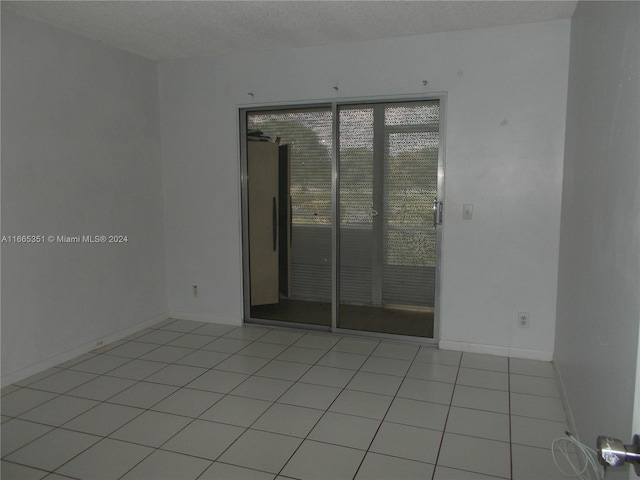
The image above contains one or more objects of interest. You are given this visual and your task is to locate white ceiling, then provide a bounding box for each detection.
[2,1,578,61]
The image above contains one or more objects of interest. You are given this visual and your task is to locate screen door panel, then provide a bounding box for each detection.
[247,108,333,327]
[338,101,439,337]
[383,131,438,306]
[244,100,441,339]
[338,106,374,305]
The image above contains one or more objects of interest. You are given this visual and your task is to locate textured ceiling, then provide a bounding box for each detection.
[2,1,578,60]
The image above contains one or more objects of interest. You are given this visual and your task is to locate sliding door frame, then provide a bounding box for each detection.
[239,93,446,344]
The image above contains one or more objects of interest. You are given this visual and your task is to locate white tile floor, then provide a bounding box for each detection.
[1,319,577,479]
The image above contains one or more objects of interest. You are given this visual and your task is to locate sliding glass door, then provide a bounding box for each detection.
[242,98,443,339]
[337,102,440,336]
[245,108,334,328]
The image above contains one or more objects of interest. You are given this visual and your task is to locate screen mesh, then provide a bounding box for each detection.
[384,131,439,268]
[339,107,374,227]
[247,101,440,312]
[248,109,332,225]
[385,102,440,126]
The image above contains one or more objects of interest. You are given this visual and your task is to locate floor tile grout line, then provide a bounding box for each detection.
[235,336,399,475]
[11,366,67,388]
[3,321,564,479]
[57,418,228,476]
[194,461,276,480]
[86,327,276,406]
[23,381,198,478]
[160,332,369,478]
[351,344,422,479]
[6,335,427,439]
[430,348,462,480]
[271,333,381,479]
[18,368,104,398]
[189,345,312,477]
[274,333,410,479]
[0,417,58,459]
[33,364,224,476]
[51,332,252,478]
[1,387,66,420]
[1,458,56,478]
[115,446,172,480]
[24,426,104,478]
[103,398,237,479]
[146,401,238,466]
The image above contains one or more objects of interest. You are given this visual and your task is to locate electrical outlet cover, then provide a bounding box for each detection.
[518,312,530,328]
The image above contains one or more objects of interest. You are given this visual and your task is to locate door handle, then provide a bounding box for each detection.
[433,198,443,227]
[597,434,640,475]
[272,197,277,252]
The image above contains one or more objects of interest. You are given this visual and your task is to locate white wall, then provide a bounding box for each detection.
[555,0,640,465]
[158,20,570,359]
[1,13,168,385]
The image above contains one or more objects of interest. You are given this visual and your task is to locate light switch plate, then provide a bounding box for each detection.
[463,204,473,220]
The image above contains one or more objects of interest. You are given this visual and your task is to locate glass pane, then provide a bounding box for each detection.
[339,107,374,309]
[246,100,439,338]
[338,102,439,337]
[385,101,439,126]
[382,109,438,311]
[384,132,439,268]
[247,108,333,327]
[339,108,374,227]
[248,110,333,226]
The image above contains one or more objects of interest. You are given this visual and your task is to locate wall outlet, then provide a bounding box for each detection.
[192,285,198,298]
[518,312,530,328]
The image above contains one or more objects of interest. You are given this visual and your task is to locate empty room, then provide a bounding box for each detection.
[2,1,639,479]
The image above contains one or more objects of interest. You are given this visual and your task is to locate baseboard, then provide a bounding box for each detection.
[438,339,554,361]
[1,311,169,388]
[167,310,242,326]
